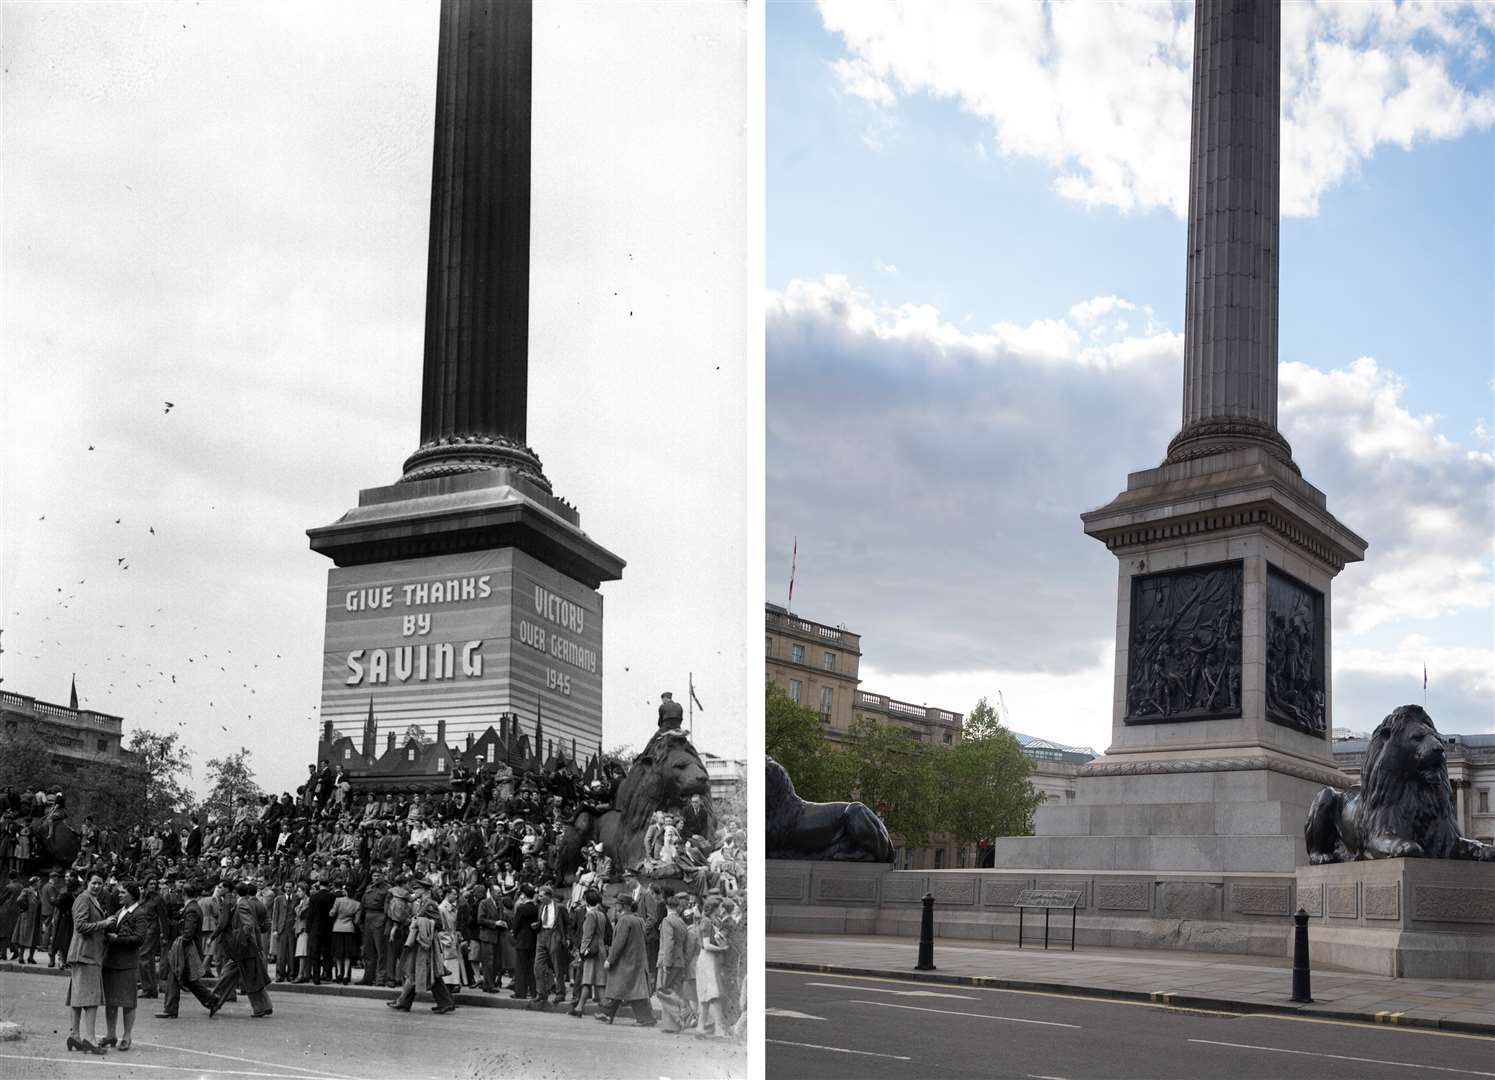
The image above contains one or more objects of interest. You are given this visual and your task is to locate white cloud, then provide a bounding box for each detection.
[768,273,1493,742]
[816,0,1495,217]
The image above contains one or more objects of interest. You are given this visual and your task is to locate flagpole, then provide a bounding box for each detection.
[688,671,693,739]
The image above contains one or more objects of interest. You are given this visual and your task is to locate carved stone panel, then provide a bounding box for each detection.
[1299,882,1323,917]
[1266,566,1326,735]
[1037,880,1087,909]
[929,878,977,907]
[766,872,807,903]
[981,880,1028,908]
[1363,884,1400,921]
[880,875,927,904]
[1095,881,1150,911]
[1126,563,1243,724]
[1326,883,1359,919]
[1412,885,1495,925]
[1232,884,1291,916]
[813,876,877,904]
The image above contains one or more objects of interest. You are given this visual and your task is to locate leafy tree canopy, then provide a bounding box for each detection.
[200,747,262,825]
[765,681,841,802]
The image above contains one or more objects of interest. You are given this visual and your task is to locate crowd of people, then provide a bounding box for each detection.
[0,740,748,1056]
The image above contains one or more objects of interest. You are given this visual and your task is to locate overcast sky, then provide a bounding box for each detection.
[2,1,748,796]
[768,1,1494,753]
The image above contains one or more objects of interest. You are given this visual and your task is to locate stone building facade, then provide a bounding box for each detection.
[1330,730,1495,846]
[0,688,146,815]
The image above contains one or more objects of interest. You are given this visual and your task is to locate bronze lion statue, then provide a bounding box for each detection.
[1305,705,1495,863]
[766,756,894,862]
[555,728,712,877]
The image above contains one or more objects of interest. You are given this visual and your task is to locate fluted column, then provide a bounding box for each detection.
[401,0,548,489]
[1166,0,1295,472]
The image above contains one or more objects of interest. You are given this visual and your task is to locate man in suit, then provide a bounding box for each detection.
[135,876,168,998]
[475,883,506,993]
[270,881,296,982]
[156,881,214,1018]
[511,883,538,1000]
[184,817,203,861]
[314,760,335,811]
[529,884,568,1010]
[680,793,710,843]
[656,893,688,999]
[305,874,336,985]
[636,882,664,993]
[208,881,272,1018]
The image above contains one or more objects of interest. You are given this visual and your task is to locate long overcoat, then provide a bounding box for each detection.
[603,911,650,1003]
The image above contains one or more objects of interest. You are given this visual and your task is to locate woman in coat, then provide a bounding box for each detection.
[101,881,147,1051]
[692,899,730,1038]
[386,898,455,1013]
[568,889,609,1018]
[595,896,653,1026]
[50,875,76,973]
[11,875,41,962]
[66,872,113,1054]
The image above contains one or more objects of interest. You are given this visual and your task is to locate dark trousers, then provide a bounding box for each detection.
[275,928,295,978]
[308,930,333,981]
[139,949,159,996]
[385,926,408,985]
[600,997,655,1024]
[479,941,499,990]
[660,964,685,995]
[360,918,387,983]
[210,957,271,1016]
[162,965,214,1015]
[513,946,535,997]
[392,970,454,1010]
[534,932,565,1000]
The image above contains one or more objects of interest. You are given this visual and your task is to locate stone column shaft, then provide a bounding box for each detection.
[402,0,547,487]
[1168,0,1293,469]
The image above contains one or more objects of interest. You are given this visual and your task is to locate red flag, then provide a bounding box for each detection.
[787,536,797,611]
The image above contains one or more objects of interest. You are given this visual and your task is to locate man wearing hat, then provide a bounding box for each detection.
[208,880,272,1019]
[156,881,214,1019]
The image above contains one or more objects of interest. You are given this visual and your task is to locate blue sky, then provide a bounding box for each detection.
[767,1,1493,751]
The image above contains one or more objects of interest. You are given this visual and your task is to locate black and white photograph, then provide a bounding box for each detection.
[1,2,750,1077]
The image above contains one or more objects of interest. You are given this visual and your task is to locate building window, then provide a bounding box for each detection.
[933,848,945,869]
[1481,789,1490,814]
[766,636,773,656]
[437,757,446,772]
[97,738,108,752]
[943,733,953,745]
[791,644,805,665]
[407,747,416,761]
[487,744,496,764]
[788,680,802,704]
[820,686,833,717]
[343,748,351,760]
[822,651,834,671]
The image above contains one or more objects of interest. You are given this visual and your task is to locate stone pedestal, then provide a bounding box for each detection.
[1296,859,1495,979]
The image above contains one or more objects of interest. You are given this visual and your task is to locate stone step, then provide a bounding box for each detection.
[1035,800,1309,838]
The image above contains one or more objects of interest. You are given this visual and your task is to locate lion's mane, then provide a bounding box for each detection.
[765,756,804,845]
[1356,704,1462,858]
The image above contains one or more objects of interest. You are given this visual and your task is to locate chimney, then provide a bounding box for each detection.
[437,719,447,749]
[466,732,474,751]
[386,730,396,754]
[323,720,334,745]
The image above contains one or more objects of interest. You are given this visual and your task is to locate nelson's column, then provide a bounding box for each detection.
[308,0,624,767]
[989,0,1366,953]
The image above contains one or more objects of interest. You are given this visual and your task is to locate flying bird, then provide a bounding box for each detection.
[88,445,95,451]
[117,558,126,565]
[164,402,174,413]
[149,527,155,535]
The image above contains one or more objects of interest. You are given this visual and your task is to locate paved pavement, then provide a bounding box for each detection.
[767,968,1495,1080]
[768,932,1495,1035]
[0,968,744,1079]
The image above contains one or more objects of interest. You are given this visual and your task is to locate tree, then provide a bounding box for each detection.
[200,748,263,825]
[835,717,942,848]
[125,728,193,826]
[937,697,1045,847]
[765,681,841,802]
[404,724,433,747]
[0,722,61,796]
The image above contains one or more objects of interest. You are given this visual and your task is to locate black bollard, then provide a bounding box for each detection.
[915,892,936,971]
[1291,906,1313,1003]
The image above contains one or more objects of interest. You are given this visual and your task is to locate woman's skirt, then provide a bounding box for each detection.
[102,964,138,1009]
[581,952,606,988]
[66,963,104,1008]
[332,931,358,960]
[295,931,309,958]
